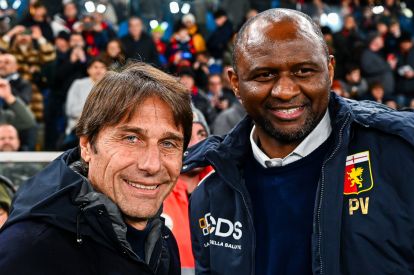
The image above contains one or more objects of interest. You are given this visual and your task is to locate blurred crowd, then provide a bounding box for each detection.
[0,0,413,152]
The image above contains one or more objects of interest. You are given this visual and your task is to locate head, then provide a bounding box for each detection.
[208,74,223,95]
[229,9,333,146]
[0,124,20,152]
[128,17,143,39]
[87,58,108,82]
[368,32,384,52]
[214,9,228,27]
[69,32,85,48]
[343,15,356,31]
[63,2,78,20]
[370,82,384,101]
[32,3,47,22]
[14,31,32,46]
[76,63,192,229]
[182,13,196,28]
[55,31,70,52]
[398,33,413,53]
[0,53,18,77]
[345,64,361,83]
[189,108,209,147]
[106,39,123,58]
[178,68,195,91]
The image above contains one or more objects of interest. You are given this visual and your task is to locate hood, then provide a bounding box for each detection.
[183,92,414,171]
[2,148,164,261]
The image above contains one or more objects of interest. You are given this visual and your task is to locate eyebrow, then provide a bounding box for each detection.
[117,125,184,142]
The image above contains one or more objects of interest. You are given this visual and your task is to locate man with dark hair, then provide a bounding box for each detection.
[185,8,414,274]
[0,62,193,275]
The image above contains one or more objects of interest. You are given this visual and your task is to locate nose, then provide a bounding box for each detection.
[137,144,162,175]
[271,74,300,101]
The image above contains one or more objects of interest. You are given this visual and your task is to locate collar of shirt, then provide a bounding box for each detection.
[250,110,332,168]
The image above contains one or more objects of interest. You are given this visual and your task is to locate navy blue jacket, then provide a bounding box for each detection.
[0,148,180,275]
[183,93,414,275]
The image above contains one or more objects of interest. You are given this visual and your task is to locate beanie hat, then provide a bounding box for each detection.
[192,106,210,135]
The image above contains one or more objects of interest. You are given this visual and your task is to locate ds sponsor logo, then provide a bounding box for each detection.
[199,213,242,240]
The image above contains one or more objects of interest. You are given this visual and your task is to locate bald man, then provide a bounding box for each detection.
[0,53,32,105]
[184,8,414,274]
[0,124,20,152]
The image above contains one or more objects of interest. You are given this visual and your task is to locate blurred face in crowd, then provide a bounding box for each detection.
[80,96,184,230]
[344,15,356,31]
[229,12,333,151]
[87,61,107,82]
[0,124,20,152]
[129,18,143,39]
[106,40,122,58]
[33,6,47,22]
[70,33,85,48]
[376,23,388,35]
[15,32,32,46]
[64,2,77,20]
[370,36,384,51]
[400,40,413,53]
[371,86,384,101]
[55,37,70,53]
[215,16,227,27]
[188,122,208,147]
[179,75,195,91]
[0,54,18,77]
[208,74,223,95]
[346,68,361,84]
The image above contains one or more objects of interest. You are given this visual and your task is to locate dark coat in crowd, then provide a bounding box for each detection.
[396,47,414,98]
[207,20,233,60]
[121,33,160,67]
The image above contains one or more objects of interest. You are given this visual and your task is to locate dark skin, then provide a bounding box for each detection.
[228,13,334,158]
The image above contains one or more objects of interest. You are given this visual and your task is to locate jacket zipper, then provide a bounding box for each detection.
[316,114,350,275]
[208,158,256,275]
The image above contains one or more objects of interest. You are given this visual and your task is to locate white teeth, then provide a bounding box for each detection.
[279,107,300,114]
[126,180,158,190]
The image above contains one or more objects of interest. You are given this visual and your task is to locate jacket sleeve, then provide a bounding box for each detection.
[5,97,36,130]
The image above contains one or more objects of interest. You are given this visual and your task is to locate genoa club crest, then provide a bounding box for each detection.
[344,151,374,195]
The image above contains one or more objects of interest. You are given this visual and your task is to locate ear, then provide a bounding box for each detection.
[328,55,335,86]
[227,67,240,98]
[79,136,92,163]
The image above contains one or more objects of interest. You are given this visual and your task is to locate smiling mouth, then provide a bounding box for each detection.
[270,106,305,120]
[124,179,159,190]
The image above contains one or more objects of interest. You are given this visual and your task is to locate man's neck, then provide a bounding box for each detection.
[254,127,301,159]
[125,217,148,230]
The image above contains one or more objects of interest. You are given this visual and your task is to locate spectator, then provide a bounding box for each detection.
[178,67,216,126]
[74,13,116,57]
[120,17,160,66]
[45,31,86,150]
[182,13,206,53]
[384,19,402,55]
[340,63,368,99]
[360,31,395,95]
[151,26,167,67]
[61,1,79,32]
[0,24,56,121]
[21,2,54,43]
[64,57,107,147]
[365,82,386,103]
[167,22,196,73]
[0,123,20,152]
[207,9,233,60]
[212,99,245,135]
[0,54,32,105]
[101,39,126,70]
[207,73,236,114]
[0,78,36,131]
[395,33,414,104]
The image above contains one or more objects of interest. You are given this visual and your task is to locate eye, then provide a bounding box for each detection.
[254,71,276,82]
[161,140,176,148]
[125,135,138,143]
[294,68,315,77]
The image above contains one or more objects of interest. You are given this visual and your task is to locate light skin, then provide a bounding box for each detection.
[0,54,18,77]
[80,96,184,230]
[87,61,107,83]
[0,124,20,152]
[228,14,334,158]
[129,18,143,40]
